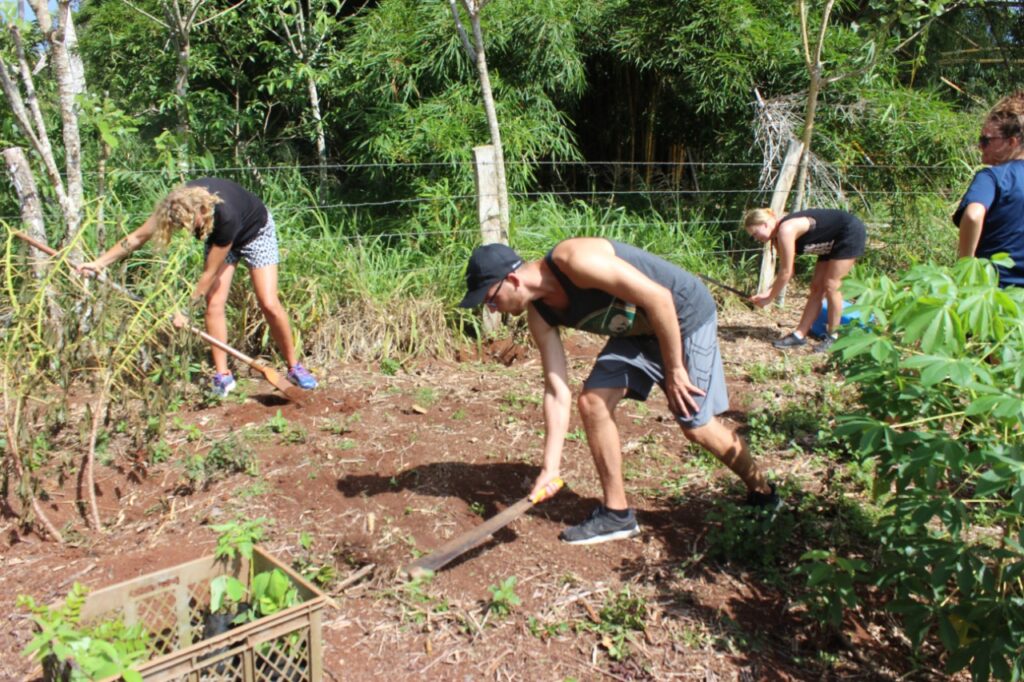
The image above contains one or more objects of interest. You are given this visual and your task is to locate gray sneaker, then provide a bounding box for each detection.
[772,332,807,349]
[813,335,838,354]
[559,506,640,545]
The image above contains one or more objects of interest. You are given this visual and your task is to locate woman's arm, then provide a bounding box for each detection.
[191,244,231,302]
[170,243,231,329]
[80,214,160,273]
[750,219,801,306]
[957,202,987,259]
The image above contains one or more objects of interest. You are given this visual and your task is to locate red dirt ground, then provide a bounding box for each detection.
[1,303,955,681]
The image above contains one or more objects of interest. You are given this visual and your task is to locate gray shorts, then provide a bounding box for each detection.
[583,315,728,428]
[206,213,280,270]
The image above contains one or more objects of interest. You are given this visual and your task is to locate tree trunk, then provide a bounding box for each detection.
[468,9,509,237]
[24,0,85,251]
[0,24,71,224]
[794,0,834,212]
[176,37,190,141]
[53,3,85,250]
[2,147,48,279]
[644,80,659,188]
[307,76,328,188]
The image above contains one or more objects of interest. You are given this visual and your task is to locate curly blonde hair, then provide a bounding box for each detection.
[986,91,1024,142]
[152,185,222,247]
[742,207,777,231]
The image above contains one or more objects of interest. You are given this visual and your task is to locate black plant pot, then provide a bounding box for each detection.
[202,602,251,640]
[199,602,250,674]
[41,654,73,682]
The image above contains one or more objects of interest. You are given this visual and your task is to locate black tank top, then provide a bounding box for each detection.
[785,209,864,256]
[531,240,716,338]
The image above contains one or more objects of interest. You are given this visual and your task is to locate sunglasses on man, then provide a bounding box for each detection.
[484,278,506,310]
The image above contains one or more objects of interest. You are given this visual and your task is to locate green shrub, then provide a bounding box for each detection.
[703,498,795,576]
[18,583,149,682]
[811,256,1024,681]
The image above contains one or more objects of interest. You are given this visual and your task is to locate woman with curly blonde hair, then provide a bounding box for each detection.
[82,178,317,397]
[954,91,1024,288]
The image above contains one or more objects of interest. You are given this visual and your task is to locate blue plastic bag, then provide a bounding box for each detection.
[810,300,860,339]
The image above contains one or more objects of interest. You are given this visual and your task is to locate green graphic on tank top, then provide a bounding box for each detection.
[577,299,653,337]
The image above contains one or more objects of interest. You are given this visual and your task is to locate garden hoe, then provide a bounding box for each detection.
[402,478,564,580]
[14,231,306,405]
[696,273,754,302]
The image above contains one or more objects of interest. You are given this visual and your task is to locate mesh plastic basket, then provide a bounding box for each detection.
[71,546,326,681]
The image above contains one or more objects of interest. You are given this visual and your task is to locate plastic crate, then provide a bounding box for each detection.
[71,546,326,681]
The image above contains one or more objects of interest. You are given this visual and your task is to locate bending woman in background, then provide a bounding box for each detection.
[742,208,866,353]
[81,177,318,397]
[953,91,1024,288]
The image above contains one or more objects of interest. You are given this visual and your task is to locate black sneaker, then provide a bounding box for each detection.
[745,483,783,511]
[813,334,837,354]
[772,332,806,349]
[559,506,641,545]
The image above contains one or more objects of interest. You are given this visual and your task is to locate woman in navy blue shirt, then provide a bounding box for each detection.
[954,91,1024,289]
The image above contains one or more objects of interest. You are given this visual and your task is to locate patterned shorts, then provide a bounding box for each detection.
[205,213,280,270]
[583,314,728,429]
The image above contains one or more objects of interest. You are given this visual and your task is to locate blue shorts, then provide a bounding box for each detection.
[583,315,728,428]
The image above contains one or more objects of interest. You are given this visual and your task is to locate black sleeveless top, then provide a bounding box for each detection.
[785,208,865,256]
[531,240,716,339]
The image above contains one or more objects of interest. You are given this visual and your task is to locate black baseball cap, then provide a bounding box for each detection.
[458,243,523,308]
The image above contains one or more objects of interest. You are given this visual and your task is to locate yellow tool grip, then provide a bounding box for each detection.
[529,477,564,504]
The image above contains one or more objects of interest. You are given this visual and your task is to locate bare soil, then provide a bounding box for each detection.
[1,303,951,681]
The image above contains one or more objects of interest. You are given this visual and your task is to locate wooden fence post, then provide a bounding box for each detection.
[757,138,805,304]
[473,144,505,335]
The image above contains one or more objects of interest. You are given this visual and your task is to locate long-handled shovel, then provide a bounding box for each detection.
[13,231,306,405]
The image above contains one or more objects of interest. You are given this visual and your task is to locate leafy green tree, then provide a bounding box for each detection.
[112,0,247,157]
[248,0,348,178]
[76,0,177,135]
[790,0,966,207]
[915,3,1024,107]
[334,0,584,205]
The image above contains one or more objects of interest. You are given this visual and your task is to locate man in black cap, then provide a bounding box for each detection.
[460,238,778,544]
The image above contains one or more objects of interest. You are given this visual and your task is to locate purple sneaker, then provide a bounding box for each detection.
[211,372,236,397]
[287,364,318,390]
